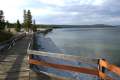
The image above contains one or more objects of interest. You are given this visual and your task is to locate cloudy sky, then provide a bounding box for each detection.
[0,0,120,25]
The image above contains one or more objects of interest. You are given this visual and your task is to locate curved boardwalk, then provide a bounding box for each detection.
[0,35,70,80]
[0,36,30,80]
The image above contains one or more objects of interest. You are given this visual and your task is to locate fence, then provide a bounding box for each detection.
[27,32,120,80]
[0,33,26,52]
[27,48,120,80]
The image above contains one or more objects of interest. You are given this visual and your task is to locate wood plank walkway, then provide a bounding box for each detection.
[0,35,70,80]
[0,36,30,80]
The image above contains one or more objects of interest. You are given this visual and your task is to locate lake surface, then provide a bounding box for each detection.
[45,28,120,66]
[35,27,120,79]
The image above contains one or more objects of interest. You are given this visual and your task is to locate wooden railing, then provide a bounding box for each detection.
[28,49,120,80]
[98,59,120,79]
[0,33,26,52]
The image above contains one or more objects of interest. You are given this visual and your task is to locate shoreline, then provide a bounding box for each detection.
[34,33,62,53]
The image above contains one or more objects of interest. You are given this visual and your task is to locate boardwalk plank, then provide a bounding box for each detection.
[0,36,30,80]
[0,34,75,80]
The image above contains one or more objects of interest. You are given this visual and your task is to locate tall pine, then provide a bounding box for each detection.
[16,20,21,32]
[23,10,27,31]
[23,10,32,32]
[32,20,37,32]
[0,10,5,30]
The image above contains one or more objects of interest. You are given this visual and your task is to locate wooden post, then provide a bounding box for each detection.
[29,54,33,68]
[98,59,106,80]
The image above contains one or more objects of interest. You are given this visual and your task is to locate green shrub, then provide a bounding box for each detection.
[0,31,13,42]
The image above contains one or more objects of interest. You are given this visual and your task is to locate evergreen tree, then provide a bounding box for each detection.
[6,21,9,28]
[32,20,37,32]
[0,20,5,30]
[23,10,27,31]
[16,20,21,32]
[0,10,5,30]
[23,10,32,32]
[27,10,32,30]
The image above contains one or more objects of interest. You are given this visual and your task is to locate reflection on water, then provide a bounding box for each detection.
[46,28,120,66]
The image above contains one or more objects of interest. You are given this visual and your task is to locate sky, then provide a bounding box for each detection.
[0,0,120,25]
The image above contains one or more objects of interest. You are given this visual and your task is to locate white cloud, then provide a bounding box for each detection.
[0,0,24,9]
[0,0,119,25]
[37,0,65,6]
[0,0,27,22]
[92,0,106,6]
[37,0,106,6]
[30,7,79,17]
[78,0,106,6]
[31,8,53,16]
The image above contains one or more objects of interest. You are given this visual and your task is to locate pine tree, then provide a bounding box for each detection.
[16,20,21,32]
[0,10,5,30]
[23,10,27,31]
[6,21,9,28]
[23,10,32,32]
[32,20,37,32]
[27,10,32,29]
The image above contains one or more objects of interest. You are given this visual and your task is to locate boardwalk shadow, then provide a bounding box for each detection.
[30,70,52,80]
[0,36,30,80]
[4,54,26,80]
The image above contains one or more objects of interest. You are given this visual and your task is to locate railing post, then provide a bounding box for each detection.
[98,59,106,80]
[29,54,34,68]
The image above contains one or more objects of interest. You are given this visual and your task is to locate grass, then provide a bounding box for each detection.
[0,30,13,42]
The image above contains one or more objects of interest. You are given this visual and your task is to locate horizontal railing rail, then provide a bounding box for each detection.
[27,33,120,80]
[28,50,98,65]
[99,59,120,76]
[29,59,98,75]
[0,33,25,45]
[28,49,120,80]
[0,33,26,52]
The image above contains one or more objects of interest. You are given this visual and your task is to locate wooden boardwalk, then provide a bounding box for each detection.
[0,35,70,80]
[1,34,119,80]
[0,36,30,80]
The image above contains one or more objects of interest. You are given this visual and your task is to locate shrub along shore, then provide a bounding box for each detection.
[0,30,13,42]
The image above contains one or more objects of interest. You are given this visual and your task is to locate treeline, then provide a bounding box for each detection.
[36,24,62,28]
[0,10,37,32]
[23,10,37,32]
[36,24,116,28]
[0,20,22,32]
[0,10,22,32]
[0,22,20,28]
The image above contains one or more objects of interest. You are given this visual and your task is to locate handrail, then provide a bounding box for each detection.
[0,33,25,45]
[27,32,120,80]
[99,59,120,76]
[28,50,98,65]
[0,33,26,51]
[29,58,113,80]
[27,33,120,80]
[28,50,120,80]
[29,59,98,75]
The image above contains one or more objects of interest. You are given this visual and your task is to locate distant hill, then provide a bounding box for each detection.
[62,24,116,28]
[116,25,120,27]
[36,24,117,28]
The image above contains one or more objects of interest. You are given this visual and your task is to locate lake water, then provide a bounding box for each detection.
[35,27,120,79]
[45,28,120,66]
